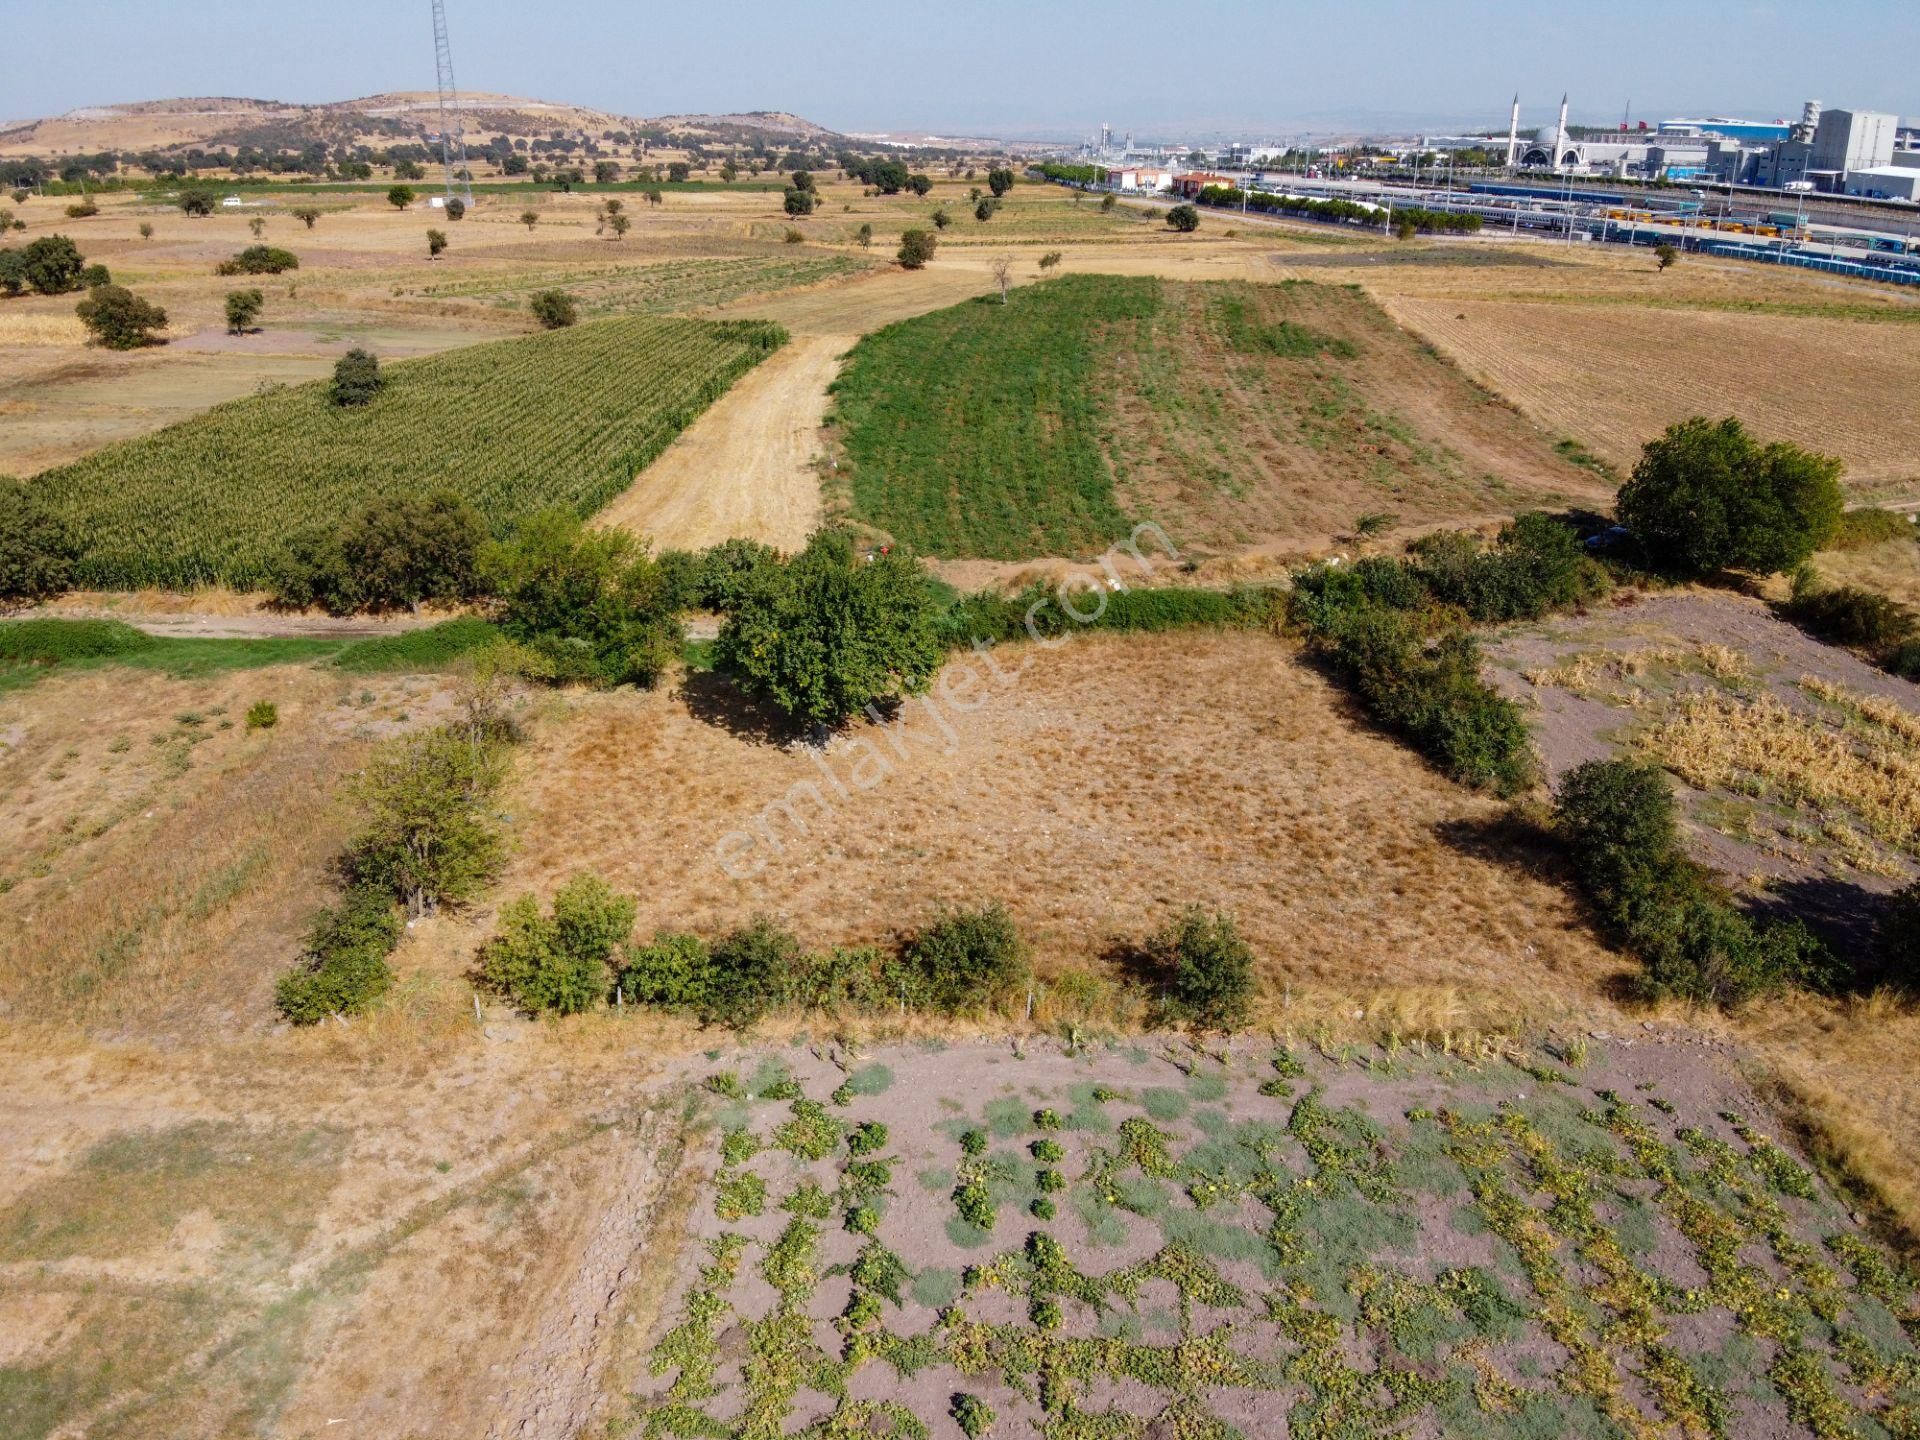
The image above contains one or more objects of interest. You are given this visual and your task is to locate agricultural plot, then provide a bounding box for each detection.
[1488,591,1920,912]
[632,1041,1920,1439]
[828,275,1604,561]
[28,314,787,589]
[412,254,874,317]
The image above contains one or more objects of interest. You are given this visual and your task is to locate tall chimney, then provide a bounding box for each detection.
[1507,94,1521,168]
[1555,94,1570,170]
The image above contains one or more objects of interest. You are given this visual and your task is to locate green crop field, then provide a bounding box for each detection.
[829,274,1596,561]
[31,315,787,590]
[629,1042,1920,1440]
[415,254,874,317]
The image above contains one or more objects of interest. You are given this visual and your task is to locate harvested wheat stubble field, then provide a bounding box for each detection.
[828,274,1605,562]
[633,1038,1920,1439]
[1487,590,1920,911]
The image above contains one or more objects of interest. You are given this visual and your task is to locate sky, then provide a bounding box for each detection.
[8,0,1916,139]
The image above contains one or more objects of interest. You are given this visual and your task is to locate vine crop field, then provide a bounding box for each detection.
[415,254,874,317]
[30,315,787,589]
[630,1042,1920,1440]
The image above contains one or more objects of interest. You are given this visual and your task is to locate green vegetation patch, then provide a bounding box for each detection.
[35,315,787,589]
[331,616,502,672]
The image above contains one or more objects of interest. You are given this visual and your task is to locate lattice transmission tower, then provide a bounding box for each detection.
[429,0,473,207]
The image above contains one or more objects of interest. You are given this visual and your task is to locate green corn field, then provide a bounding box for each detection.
[33,314,788,590]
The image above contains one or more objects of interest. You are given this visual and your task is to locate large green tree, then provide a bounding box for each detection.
[0,481,77,605]
[1616,416,1843,575]
[75,284,167,348]
[715,529,942,726]
[21,234,86,294]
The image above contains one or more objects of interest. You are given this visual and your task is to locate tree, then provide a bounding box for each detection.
[1655,242,1679,270]
[990,254,1013,303]
[719,160,738,183]
[593,160,621,184]
[20,234,86,294]
[387,185,415,209]
[667,162,691,182]
[643,187,663,208]
[0,249,23,297]
[444,197,466,221]
[0,481,77,606]
[519,209,540,231]
[270,491,488,614]
[293,206,320,229]
[869,158,909,194]
[344,726,509,917]
[1038,250,1063,271]
[930,207,952,230]
[1099,192,1116,212]
[607,211,631,239]
[528,289,578,328]
[393,159,426,180]
[1167,203,1200,232]
[790,169,815,192]
[902,904,1030,1014]
[329,347,383,406]
[855,222,872,249]
[987,167,1016,197]
[76,284,166,349]
[248,216,266,238]
[897,228,937,270]
[426,227,448,258]
[974,197,997,222]
[178,188,215,216]
[502,153,530,176]
[137,222,153,240]
[906,173,933,197]
[216,245,298,275]
[1148,907,1255,1029]
[224,287,264,333]
[1616,417,1844,576]
[714,528,943,726]
[483,509,684,688]
[783,186,816,217]
[481,873,635,1015]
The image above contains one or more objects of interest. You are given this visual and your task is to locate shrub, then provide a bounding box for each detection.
[620,932,712,1008]
[388,185,416,209]
[224,287,264,333]
[0,617,152,664]
[527,289,578,329]
[343,725,509,915]
[1878,883,1920,991]
[701,916,804,1029]
[902,903,1030,1014]
[1167,204,1200,232]
[481,873,637,1015]
[897,228,938,269]
[75,284,167,349]
[1148,906,1256,1028]
[178,188,215,216]
[275,885,401,1024]
[245,700,278,730]
[782,186,816,217]
[1827,507,1913,552]
[269,491,488,615]
[696,536,781,612]
[960,1129,988,1157]
[1410,512,1608,623]
[0,483,78,606]
[1616,416,1843,576]
[715,529,941,726]
[445,198,466,221]
[19,235,86,294]
[953,1393,995,1439]
[217,245,299,276]
[1782,568,1918,655]
[329,347,383,406]
[1554,759,1830,1005]
[847,1121,889,1156]
[483,509,684,688]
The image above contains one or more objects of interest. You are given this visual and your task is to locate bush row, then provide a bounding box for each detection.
[1195,186,1483,234]
[934,581,1283,648]
[1782,568,1920,679]
[478,885,1257,1031]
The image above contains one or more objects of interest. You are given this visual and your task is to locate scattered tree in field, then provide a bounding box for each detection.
[607,210,631,239]
[714,528,942,727]
[248,216,266,238]
[519,208,540,231]
[790,169,815,192]
[855,222,873,248]
[783,186,816,217]
[1167,203,1200,232]
[76,283,167,349]
[906,173,933,197]
[444,197,466,221]
[482,873,635,1014]
[594,160,621,184]
[1147,907,1255,1028]
[19,234,86,294]
[667,162,691,182]
[178,188,215,216]
[868,158,909,194]
[988,167,1016,197]
[1616,416,1843,576]
[8,189,27,205]
[1655,242,1679,270]
[137,221,153,240]
[897,227,937,269]
[0,250,23,297]
[329,347,383,407]
[643,186,664,207]
[393,159,426,180]
[64,198,99,219]
[0,482,77,606]
[528,288,578,328]
[1038,249,1063,271]
[990,254,1013,302]
[216,244,298,275]
[79,263,111,288]
[293,206,320,229]
[719,160,738,183]
[426,227,448,258]
[1099,192,1117,212]
[224,287,264,333]
[344,726,509,917]
[484,509,684,688]
[387,185,415,210]
[931,207,951,229]
[974,196,998,222]
[1394,217,1417,240]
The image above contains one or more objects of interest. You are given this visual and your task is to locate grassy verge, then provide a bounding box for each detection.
[0,620,349,693]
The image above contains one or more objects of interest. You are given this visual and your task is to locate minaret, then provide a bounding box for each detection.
[1506,94,1521,168]
[1554,94,1570,170]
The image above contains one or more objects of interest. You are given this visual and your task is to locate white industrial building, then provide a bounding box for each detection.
[1844,166,1920,202]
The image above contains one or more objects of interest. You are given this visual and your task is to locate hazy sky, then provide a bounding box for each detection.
[10,0,1915,138]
